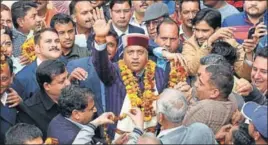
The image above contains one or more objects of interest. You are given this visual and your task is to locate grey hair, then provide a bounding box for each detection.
[138,133,161,144]
[200,54,229,66]
[156,89,188,123]
[205,64,234,98]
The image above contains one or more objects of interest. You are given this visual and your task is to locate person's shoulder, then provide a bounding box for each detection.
[188,122,211,131]
[225,3,240,12]
[15,61,37,78]
[67,57,91,68]
[23,91,42,107]
[223,12,244,23]
[49,114,65,124]
[129,24,145,34]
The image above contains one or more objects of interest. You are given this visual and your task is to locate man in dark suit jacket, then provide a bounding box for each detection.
[47,85,114,144]
[108,0,145,61]
[17,60,70,139]
[0,57,21,144]
[11,28,65,100]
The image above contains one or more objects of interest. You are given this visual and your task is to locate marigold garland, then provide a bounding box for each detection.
[118,59,158,122]
[168,60,188,88]
[0,44,7,72]
[21,37,36,62]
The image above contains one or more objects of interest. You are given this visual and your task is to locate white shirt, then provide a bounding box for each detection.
[129,14,148,35]
[37,58,42,66]
[112,23,129,36]
[1,92,8,106]
[157,126,183,138]
[75,34,87,48]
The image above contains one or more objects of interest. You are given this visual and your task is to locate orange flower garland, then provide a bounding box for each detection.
[119,60,158,122]
[168,60,188,88]
[0,43,7,72]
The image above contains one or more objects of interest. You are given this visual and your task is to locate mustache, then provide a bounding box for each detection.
[249,6,258,10]
[49,47,60,51]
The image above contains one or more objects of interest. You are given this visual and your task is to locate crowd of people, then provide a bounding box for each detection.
[0,0,267,144]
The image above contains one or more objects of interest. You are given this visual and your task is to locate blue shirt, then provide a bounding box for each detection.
[222,11,268,44]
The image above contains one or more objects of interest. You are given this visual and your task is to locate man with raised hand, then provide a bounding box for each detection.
[90,7,167,139]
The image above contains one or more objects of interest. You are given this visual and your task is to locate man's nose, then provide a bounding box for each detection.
[165,39,171,47]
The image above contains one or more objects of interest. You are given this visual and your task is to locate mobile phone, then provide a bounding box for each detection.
[247,17,264,39]
[248,27,255,39]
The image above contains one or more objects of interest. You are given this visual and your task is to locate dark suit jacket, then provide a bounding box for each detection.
[66,57,104,114]
[47,114,105,144]
[47,114,80,144]
[11,61,39,100]
[17,90,60,139]
[0,103,17,144]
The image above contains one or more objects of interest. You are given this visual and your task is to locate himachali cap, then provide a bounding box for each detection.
[122,33,149,49]
[242,102,268,138]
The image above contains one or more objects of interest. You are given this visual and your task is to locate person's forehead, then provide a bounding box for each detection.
[1,9,11,15]
[0,62,11,76]
[194,21,213,29]
[112,2,131,9]
[75,1,92,12]
[25,7,37,15]
[181,1,199,10]
[54,22,74,30]
[159,23,178,34]
[40,31,58,40]
[0,33,11,41]
[106,35,117,42]
[198,65,211,82]
[125,45,146,51]
[253,56,268,68]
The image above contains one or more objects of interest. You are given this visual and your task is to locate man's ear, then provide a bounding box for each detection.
[109,9,112,19]
[210,89,220,99]
[35,44,41,54]
[158,113,165,124]
[71,14,76,23]
[43,82,50,92]
[17,17,24,28]
[72,110,80,120]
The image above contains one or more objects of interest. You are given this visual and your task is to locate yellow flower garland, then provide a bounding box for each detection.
[0,45,7,72]
[119,60,158,122]
[21,37,36,62]
[168,60,188,88]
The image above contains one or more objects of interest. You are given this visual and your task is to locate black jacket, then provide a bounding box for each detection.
[17,90,60,139]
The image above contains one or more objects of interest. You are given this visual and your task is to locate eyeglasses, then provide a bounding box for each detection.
[145,19,162,28]
[111,9,132,14]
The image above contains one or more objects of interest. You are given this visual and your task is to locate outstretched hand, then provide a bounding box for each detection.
[91,112,115,126]
[126,108,144,130]
[92,7,112,38]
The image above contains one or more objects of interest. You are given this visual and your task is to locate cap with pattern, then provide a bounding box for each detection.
[122,33,149,49]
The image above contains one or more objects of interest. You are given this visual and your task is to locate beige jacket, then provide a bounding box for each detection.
[180,36,252,80]
[182,99,237,134]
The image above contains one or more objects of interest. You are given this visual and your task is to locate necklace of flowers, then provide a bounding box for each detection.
[168,60,188,88]
[0,46,7,72]
[118,59,158,122]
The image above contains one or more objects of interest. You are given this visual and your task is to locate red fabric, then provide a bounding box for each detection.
[226,0,244,8]
[127,36,149,49]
